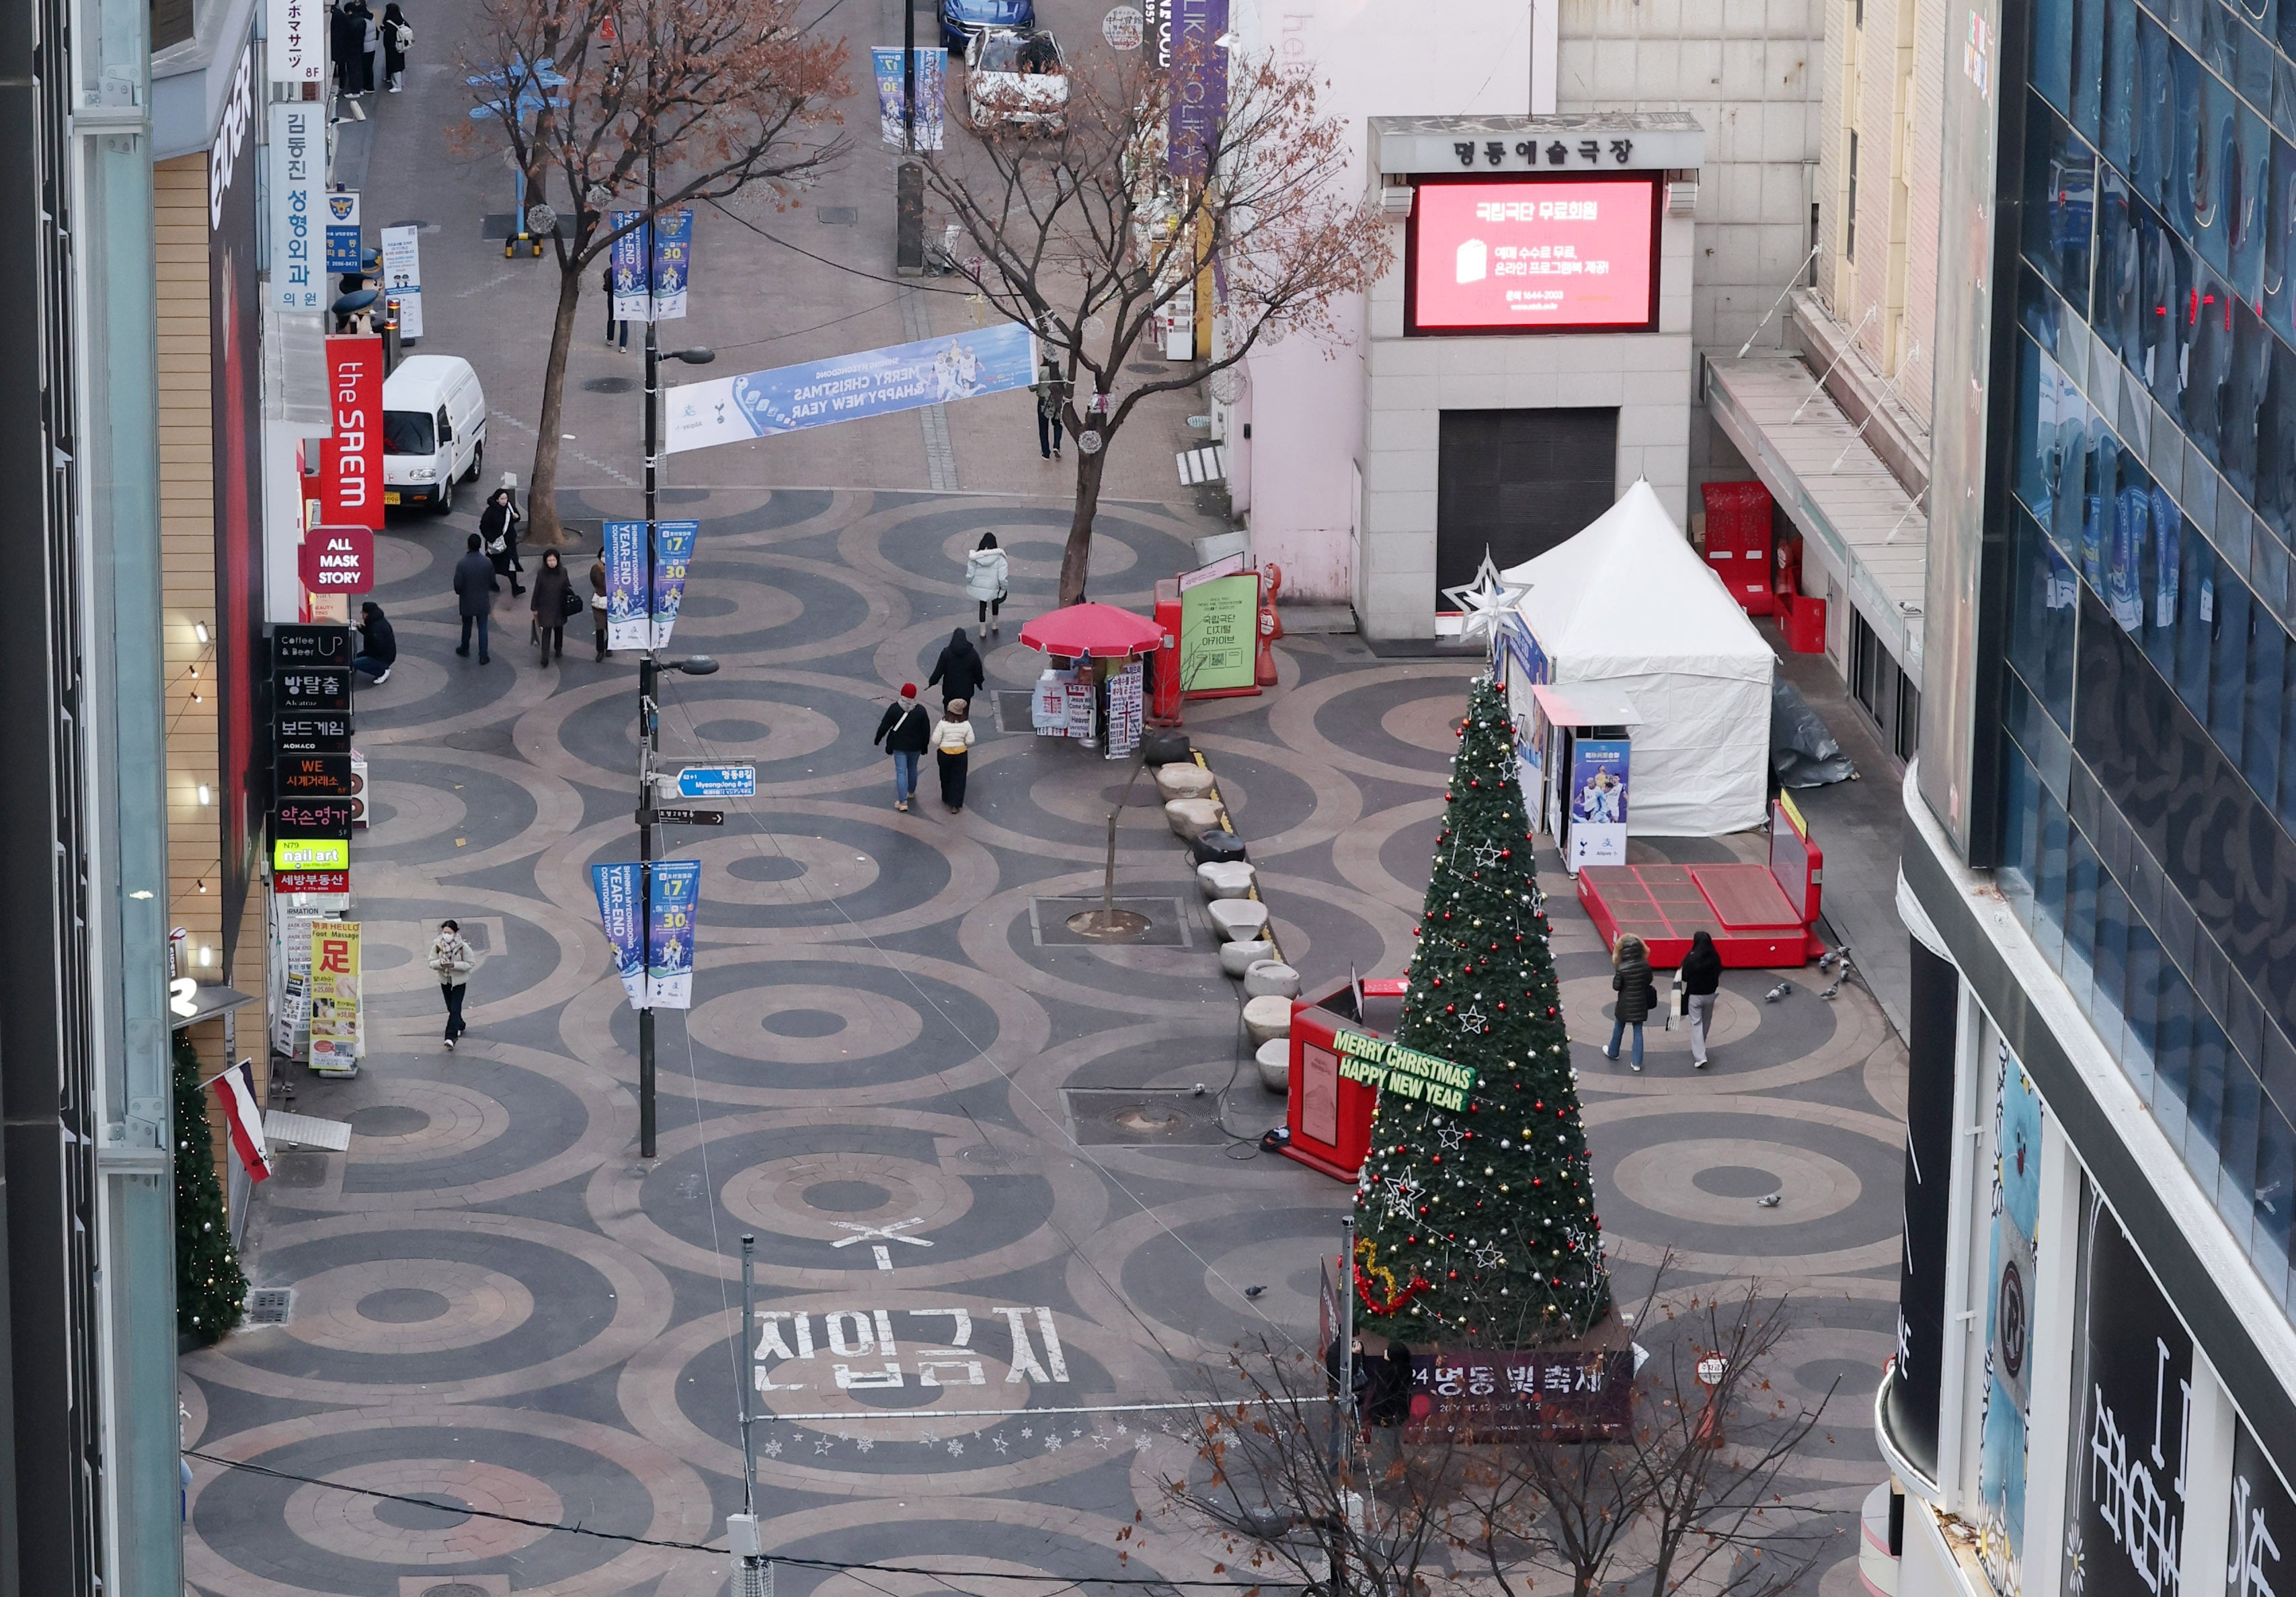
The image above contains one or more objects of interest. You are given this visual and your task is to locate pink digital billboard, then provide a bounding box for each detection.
[1407,177,1661,335]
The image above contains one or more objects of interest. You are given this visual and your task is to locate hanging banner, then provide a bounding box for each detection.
[379,223,424,339]
[871,46,947,149]
[323,188,362,275]
[650,208,693,320]
[664,323,1037,454]
[268,104,325,312]
[320,335,384,530]
[608,210,650,321]
[601,519,700,649]
[591,862,646,1009]
[1166,0,1229,179]
[1977,1042,2044,1597]
[647,859,701,1009]
[307,919,362,1074]
[649,520,697,649]
[1565,738,1629,870]
[606,208,696,321]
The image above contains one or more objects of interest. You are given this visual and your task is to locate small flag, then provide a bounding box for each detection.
[208,1059,271,1183]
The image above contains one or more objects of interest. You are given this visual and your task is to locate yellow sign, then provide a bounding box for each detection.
[274,836,348,870]
[308,919,362,1072]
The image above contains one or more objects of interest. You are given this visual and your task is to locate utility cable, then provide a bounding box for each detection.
[701,195,980,298]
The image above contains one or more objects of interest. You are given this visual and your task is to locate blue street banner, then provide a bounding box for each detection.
[665,323,1037,455]
[602,520,701,649]
[607,208,696,321]
[1565,737,1630,874]
[651,208,693,320]
[590,862,645,1009]
[608,209,648,322]
[872,46,947,150]
[650,520,696,649]
[324,188,362,274]
[646,858,702,1009]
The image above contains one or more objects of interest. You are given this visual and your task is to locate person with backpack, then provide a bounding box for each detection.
[381,3,411,91]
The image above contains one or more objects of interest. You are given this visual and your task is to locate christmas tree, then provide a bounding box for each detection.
[175,1032,247,1344]
[1351,675,1611,1347]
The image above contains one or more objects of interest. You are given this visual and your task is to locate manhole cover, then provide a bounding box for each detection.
[818,206,859,224]
[245,1288,293,1325]
[584,375,637,393]
[1065,1090,1229,1146]
[1030,897,1190,947]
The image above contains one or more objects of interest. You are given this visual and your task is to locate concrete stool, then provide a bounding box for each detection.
[1242,994,1292,1047]
[1208,899,1271,942]
[1191,829,1247,864]
[1243,960,1301,999]
[1219,938,1273,977]
[1154,763,1216,802]
[1165,796,1223,839]
[1255,1038,1291,1094]
[1197,860,1256,899]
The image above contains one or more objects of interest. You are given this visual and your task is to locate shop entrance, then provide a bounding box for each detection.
[1435,407,1618,604]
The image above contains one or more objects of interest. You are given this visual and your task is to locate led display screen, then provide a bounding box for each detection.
[1407,176,1661,335]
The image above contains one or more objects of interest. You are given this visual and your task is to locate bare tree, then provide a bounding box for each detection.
[458,0,847,541]
[924,42,1392,604]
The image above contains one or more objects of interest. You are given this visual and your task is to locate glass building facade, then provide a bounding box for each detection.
[1992,0,2296,1314]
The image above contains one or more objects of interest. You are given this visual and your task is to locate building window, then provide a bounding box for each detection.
[1845,131,1860,263]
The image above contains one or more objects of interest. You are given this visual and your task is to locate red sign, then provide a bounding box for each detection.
[274,869,349,895]
[319,335,385,529]
[299,525,374,591]
[1407,177,1659,334]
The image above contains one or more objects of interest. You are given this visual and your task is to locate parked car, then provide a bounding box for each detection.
[939,0,1033,51]
[382,354,487,515]
[967,28,1069,131]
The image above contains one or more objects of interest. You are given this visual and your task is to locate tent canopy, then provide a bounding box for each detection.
[1503,481,1776,836]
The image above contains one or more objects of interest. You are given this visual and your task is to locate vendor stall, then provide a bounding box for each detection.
[1020,602,1158,757]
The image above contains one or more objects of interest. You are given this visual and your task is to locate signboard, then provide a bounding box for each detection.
[320,335,384,530]
[2229,1420,2296,1597]
[276,665,350,711]
[276,713,352,755]
[1178,572,1257,691]
[276,753,353,798]
[273,623,353,666]
[379,223,424,339]
[1407,176,1660,335]
[268,104,325,311]
[267,0,325,85]
[1401,1346,1634,1443]
[871,47,947,149]
[591,862,646,1009]
[608,210,650,321]
[1166,0,1228,180]
[323,188,362,275]
[299,525,374,592]
[606,208,697,320]
[1032,669,1076,735]
[273,835,348,870]
[1178,551,1246,591]
[676,765,757,798]
[1330,1029,1476,1110]
[649,520,696,648]
[647,859,701,1008]
[1565,738,1629,870]
[602,519,701,649]
[273,798,353,838]
[1102,5,1144,48]
[1107,660,1143,755]
[274,869,349,895]
[665,323,1037,454]
[307,919,362,1073]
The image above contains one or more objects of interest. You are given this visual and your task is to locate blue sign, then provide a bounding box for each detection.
[323,190,362,274]
[1565,737,1630,872]
[651,208,693,318]
[651,520,695,648]
[608,209,648,320]
[607,208,697,321]
[602,519,700,650]
[677,765,756,799]
[590,862,645,1010]
[871,46,947,149]
[647,859,702,1009]
[665,323,1037,454]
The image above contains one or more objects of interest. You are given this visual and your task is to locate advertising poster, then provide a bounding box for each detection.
[307,919,362,1073]
[647,859,702,1008]
[608,210,650,322]
[1975,1044,2044,1597]
[872,47,947,149]
[650,208,694,320]
[648,520,698,649]
[1409,177,1659,333]
[268,104,324,313]
[1032,669,1076,735]
[213,60,266,974]
[606,210,698,320]
[323,188,362,275]
[320,335,384,530]
[1107,660,1144,755]
[379,224,424,339]
[1178,572,1256,691]
[1565,738,1628,870]
[591,862,645,1008]
[665,323,1037,454]
[601,520,699,648]
[1166,0,1228,179]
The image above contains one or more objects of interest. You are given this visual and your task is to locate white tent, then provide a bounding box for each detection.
[1501,481,1774,835]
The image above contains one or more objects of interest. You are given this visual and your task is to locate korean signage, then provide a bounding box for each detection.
[1409,177,1660,335]
[299,525,374,592]
[753,1304,1072,1394]
[273,798,352,838]
[273,835,348,870]
[273,623,352,666]
[1402,1347,1633,1443]
[1565,737,1629,871]
[307,920,362,1073]
[1166,0,1228,181]
[1178,572,1256,691]
[274,869,349,895]
[275,665,350,711]
[276,752,353,797]
[323,189,362,275]
[268,104,325,311]
[379,223,424,339]
[268,0,325,85]
[276,712,351,755]
[1330,1030,1476,1110]
[320,336,384,530]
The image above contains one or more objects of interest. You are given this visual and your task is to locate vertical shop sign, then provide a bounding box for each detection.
[1179,571,1257,690]
[268,0,325,85]
[307,920,362,1073]
[646,860,701,1008]
[1975,1045,2045,1596]
[1565,739,1630,870]
[268,104,324,311]
[321,335,384,530]
[1166,0,1228,179]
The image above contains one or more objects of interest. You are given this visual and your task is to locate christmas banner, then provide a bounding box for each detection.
[591,862,646,1010]
[307,919,362,1074]
[647,859,702,1009]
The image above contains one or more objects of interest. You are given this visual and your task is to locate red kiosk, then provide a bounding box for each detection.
[1574,794,1826,967]
[1281,977,1407,1182]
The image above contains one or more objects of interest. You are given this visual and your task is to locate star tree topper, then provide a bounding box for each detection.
[1441,548,1531,644]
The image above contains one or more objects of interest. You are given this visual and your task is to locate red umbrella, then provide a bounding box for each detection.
[1018,602,1164,660]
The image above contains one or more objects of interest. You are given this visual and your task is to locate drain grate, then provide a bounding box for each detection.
[818,206,859,224]
[246,1288,294,1326]
[1030,897,1191,947]
[1064,1089,1232,1146]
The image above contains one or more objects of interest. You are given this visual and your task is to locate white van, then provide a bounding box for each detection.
[383,355,487,515]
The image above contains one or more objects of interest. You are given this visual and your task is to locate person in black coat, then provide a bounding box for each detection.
[927,626,986,708]
[873,684,931,812]
[1679,928,1723,1069]
[1604,932,1653,1072]
[354,601,397,682]
[330,0,366,95]
[452,532,500,663]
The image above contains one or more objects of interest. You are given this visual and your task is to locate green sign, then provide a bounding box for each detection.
[1333,1029,1476,1110]
[274,836,348,871]
[1179,573,1257,691]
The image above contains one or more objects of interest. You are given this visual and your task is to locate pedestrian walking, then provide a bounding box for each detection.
[1363,1338,1413,1467]
[1033,354,1066,460]
[590,550,611,660]
[479,485,525,596]
[927,625,986,708]
[352,600,396,683]
[600,262,629,350]
[452,532,500,662]
[1677,928,1723,1069]
[382,2,411,91]
[531,548,573,663]
[1603,931,1654,1072]
[873,683,931,812]
[426,919,474,1050]
[964,532,1009,641]
[931,698,976,813]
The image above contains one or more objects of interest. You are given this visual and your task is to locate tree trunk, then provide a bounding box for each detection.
[525,261,587,546]
[1060,432,1109,606]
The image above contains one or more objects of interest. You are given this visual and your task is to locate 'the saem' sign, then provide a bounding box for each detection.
[299,526,374,591]
[320,336,384,530]
[1333,1030,1477,1110]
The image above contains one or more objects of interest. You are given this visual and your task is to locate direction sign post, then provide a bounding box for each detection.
[641,807,726,827]
[673,764,756,800]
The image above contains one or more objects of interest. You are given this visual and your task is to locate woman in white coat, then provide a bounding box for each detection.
[964,532,1009,641]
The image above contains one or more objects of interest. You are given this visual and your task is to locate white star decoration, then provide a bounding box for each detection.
[1470,841,1506,870]
[1435,1124,1467,1153]
[1384,1176,1423,1219]
[1470,1241,1505,1269]
[1441,549,1530,644]
[1457,1004,1489,1033]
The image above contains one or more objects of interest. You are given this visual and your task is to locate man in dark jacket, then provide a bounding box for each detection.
[354,601,397,682]
[927,627,986,708]
[873,683,931,812]
[452,532,500,663]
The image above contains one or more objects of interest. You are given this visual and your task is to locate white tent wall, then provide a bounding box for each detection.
[1550,665,1770,834]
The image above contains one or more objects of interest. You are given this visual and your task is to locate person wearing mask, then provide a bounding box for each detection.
[353,600,397,683]
[452,532,500,663]
[964,532,1009,641]
[931,698,976,813]
[590,550,612,660]
[479,485,525,596]
[1602,932,1654,1072]
[927,625,986,709]
[426,919,474,1050]
[1677,928,1723,1069]
[1033,355,1066,460]
[873,683,932,813]
[382,3,411,91]
[530,548,573,663]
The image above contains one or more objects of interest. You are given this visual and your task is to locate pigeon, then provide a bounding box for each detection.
[1244,1284,1266,1299]
[1764,981,1793,1004]
[1817,949,1838,973]
[1191,1083,1207,1096]
[1756,1194,1782,1209]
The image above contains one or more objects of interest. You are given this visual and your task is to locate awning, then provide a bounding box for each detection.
[1530,682,1643,728]
[1704,355,1927,686]
[169,984,255,1031]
